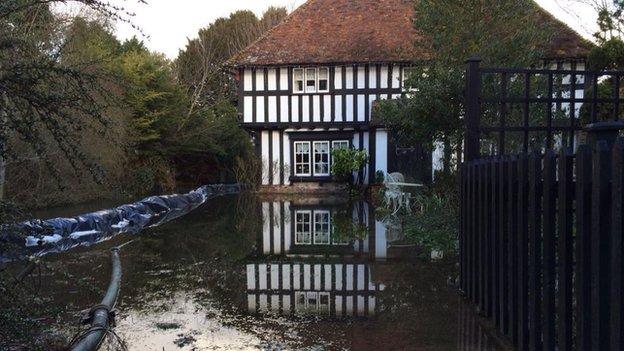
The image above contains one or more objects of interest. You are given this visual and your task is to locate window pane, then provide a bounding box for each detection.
[294,69,304,80]
[295,211,311,244]
[294,68,304,93]
[314,211,330,244]
[313,141,330,176]
[332,140,349,150]
[319,67,329,79]
[319,80,328,91]
[318,68,329,92]
[306,68,316,93]
[295,142,311,176]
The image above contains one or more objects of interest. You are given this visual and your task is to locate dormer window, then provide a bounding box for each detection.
[293,67,330,94]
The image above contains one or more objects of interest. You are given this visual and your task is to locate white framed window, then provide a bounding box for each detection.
[307,292,319,311]
[318,67,329,92]
[294,141,311,176]
[331,140,350,150]
[295,291,306,312]
[313,210,331,244]
[295,292,329,313]
[295,210,312,244]
[293,68,304,93]
[402,66,417,92]
[305,68,317,93]
[319,292,330,313]
[293,67,330,94]
[313,141,330,176]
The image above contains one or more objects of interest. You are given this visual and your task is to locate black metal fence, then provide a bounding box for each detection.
[460,137,624,350]
[464,58,624,160]
[460,59,624,350]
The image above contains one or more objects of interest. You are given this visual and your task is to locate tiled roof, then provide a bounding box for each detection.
[229,0,593,67]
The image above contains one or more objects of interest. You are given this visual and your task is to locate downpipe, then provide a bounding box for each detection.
[70,247,122,351]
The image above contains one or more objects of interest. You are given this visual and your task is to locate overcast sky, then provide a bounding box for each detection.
[83,0,600,59]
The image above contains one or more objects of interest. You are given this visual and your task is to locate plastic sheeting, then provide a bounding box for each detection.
[1,184,241,263]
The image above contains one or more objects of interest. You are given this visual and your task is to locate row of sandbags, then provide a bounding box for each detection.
[1,184,242,263]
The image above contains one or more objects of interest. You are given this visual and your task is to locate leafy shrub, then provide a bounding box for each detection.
[331,148,368,183]
[402,191,459,257]
[332,208,368,243]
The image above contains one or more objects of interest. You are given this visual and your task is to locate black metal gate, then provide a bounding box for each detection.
[460,58,624,350]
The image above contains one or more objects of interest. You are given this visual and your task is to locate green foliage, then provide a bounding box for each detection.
[331,208,368,243]
[118,45,188,156]
[592,0,623,44]
[584,1,624,71]
[403,191,459,257]
[2,3,266,201]
[375,0,551,168]
[578,1,624,123]
[330,148,368,183]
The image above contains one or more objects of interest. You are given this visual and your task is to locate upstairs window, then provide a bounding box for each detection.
[293,67,330,94]
[305,68,317,93]
[318,68,329,92]
[402,67,418,92]
[293,68,304,93]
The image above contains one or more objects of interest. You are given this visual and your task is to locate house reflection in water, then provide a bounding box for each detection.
[246,198,395,317]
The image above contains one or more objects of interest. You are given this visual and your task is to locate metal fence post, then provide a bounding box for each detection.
[584,121,623,350]
[465,57,482,162]
[584,121,624,150]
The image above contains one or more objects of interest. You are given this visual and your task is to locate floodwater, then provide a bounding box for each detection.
[19,194,510,350]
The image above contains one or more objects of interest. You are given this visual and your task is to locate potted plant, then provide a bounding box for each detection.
[331,148,368,185]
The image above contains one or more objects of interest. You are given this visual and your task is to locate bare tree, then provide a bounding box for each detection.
[174,7,287,130]
[556,0,623,41]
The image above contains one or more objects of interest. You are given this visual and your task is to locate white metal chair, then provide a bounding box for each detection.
[383,172,412,215]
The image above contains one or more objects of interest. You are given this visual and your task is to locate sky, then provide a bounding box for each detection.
[74,0,601,59]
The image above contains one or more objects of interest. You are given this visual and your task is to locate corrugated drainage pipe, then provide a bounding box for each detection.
[70,247,122,351]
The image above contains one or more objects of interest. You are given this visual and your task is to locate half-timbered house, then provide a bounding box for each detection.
[228,0,591,190]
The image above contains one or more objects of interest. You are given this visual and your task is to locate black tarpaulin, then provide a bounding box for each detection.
[0,184,241,263]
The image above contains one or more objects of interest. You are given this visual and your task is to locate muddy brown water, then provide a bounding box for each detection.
[16,195,509,350]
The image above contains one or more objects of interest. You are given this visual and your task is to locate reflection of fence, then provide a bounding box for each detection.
[464,58,624,160]
[460,130,624,350]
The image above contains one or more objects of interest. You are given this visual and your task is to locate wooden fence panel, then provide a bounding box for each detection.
[507,156,519,343]
[460,165,465,294]
[479,161,487,312]
[517,154,529,351]
[575,145,592,351]
[542,151,557,350]
[498,157,508,335]
[528,151,542,350]
[557,147,574,350]
[490,160,498,322]
[591,141,612,351]
[471,162,479,303]
[611,138,624,350]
